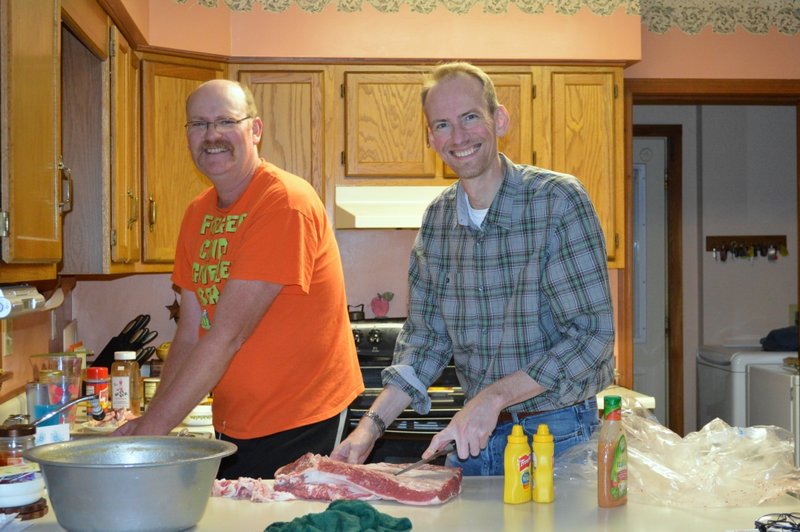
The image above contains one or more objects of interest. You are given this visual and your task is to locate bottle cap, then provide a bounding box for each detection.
[603,395,622,417]
[507,423,527,443]
[114,351,136,361]
[86,367,108,379]
[534,423,553,443]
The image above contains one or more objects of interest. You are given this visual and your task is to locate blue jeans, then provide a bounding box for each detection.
[444,397,599,476]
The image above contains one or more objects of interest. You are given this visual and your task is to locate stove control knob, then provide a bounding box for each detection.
[368,328,382,346]
[352,329,363,346]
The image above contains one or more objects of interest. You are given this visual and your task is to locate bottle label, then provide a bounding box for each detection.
[519,453,531,490]
[610,434,628,500]
[111,375,131,410]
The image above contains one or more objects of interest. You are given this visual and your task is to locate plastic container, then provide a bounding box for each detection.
[532,423,554,503]
[503,424,532,504]
[0,425,35,466]
[111,351,141,416]
[598,395,628,507]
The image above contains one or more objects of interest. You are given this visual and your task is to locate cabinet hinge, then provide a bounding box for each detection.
[340,151,345,166]
[340,83,345,98]
[532,84,536,99]
[109,28,116,59]
[0,212,8,238]
[614,233,620,249]
[111,228,117,247]
[532,150,537,166]
[613,84,618,99]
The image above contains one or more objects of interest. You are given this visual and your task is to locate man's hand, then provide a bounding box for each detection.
[423,370,546,460]
[423,392,502,460]
[111,416,142,437]
[330,385,412,464]
[330,423,379,464]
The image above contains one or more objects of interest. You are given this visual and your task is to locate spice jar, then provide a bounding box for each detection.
[83,367,110,415]
[0,424,36,466]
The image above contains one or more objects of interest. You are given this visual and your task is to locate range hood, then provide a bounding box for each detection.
[335,186,448,229]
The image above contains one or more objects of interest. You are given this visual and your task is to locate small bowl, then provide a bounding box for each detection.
[0,474,44,508]
[155,342,171,361]
[183,403,212,426]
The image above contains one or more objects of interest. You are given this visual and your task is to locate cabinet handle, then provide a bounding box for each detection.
[127,190,139,228]
[58,158,74,214]
[148,195,157,232]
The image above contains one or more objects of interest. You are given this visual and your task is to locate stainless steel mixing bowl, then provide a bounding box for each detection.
[23,436,236,532]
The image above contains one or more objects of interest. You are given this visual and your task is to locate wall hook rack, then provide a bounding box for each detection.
[705,235,787,262]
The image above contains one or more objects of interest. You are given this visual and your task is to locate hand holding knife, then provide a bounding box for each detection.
[394,442,455,475]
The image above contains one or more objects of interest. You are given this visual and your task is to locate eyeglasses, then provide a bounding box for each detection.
[184,116,252,135]
[755,512,800,531]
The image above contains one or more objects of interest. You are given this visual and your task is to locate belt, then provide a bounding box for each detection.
[497,410,547,423]
[497,399,586,424]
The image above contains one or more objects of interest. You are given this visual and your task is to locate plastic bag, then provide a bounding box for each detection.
[555,398,800,507]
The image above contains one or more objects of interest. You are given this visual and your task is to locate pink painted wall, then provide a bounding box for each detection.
[626,27,800,79]
[126,1,641,61]
[122,1,800,79]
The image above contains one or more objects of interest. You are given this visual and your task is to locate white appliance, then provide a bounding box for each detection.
[747,364,800,467]
[696,345,795,428]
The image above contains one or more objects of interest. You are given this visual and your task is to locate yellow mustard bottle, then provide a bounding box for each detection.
[503,424,532,504]
[532,423,555,503]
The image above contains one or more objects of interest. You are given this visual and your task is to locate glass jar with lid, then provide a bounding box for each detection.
[0,424,36,466]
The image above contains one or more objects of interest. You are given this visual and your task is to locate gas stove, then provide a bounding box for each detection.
[348,318,463,435]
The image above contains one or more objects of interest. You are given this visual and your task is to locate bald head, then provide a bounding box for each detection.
[186,79,259,119]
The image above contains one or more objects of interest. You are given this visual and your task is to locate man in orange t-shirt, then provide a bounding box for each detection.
[114,79,363,479]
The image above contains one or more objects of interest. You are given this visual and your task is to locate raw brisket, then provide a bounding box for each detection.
[212,453,462,506]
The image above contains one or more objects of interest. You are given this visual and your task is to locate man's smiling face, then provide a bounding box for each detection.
[185,81,261,182]
[424,73,507,182]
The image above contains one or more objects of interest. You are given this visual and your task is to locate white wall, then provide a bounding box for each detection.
[633,104,797,432]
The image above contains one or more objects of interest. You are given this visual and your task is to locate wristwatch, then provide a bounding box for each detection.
[363,410,386,437]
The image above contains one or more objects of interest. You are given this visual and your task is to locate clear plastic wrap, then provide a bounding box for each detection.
[555,399,800,507]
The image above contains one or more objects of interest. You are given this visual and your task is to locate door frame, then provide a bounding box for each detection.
[623,79,800,435]
[632,125,682,433]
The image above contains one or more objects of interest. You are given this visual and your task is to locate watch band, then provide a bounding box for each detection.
[364,410,386,437]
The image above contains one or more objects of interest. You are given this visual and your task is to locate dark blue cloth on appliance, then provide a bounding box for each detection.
[760,325,798,351]
[264,500,412,532]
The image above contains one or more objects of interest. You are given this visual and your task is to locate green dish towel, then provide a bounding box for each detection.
[265,500,413,532]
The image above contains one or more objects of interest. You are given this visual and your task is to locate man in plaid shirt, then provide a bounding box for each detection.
[333,62,614,476]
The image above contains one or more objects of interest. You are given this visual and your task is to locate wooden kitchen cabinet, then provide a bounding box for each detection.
[342,71,436,181]
[533,66,625,267]
[0,0,62,282]
[140,56,223,263]
[236,69,326,199]
[60,12,160,274]
[109,26,141,266]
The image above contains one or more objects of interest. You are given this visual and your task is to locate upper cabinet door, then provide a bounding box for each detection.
[110,26,141,265]
[534,66,624,267]
[140,59,222,263]
[238,70,325,198]
[0,0,62,267]
[344,72,436,178]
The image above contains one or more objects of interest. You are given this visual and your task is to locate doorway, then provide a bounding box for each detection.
[632,125,683,431]
[624,79,800,436]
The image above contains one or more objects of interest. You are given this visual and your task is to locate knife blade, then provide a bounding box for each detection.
[394,442,455,475]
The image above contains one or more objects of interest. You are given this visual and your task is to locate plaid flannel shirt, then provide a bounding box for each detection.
[383,154,615,414]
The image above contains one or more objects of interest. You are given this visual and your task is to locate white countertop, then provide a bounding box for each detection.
[597,384,656,409]
[27,476,797,531]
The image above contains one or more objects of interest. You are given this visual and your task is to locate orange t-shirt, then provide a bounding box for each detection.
[172,160,363,439]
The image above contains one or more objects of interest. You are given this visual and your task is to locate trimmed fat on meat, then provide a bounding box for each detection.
[212,453,463,506]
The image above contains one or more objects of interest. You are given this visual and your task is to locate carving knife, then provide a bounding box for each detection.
[394,442,455,475]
